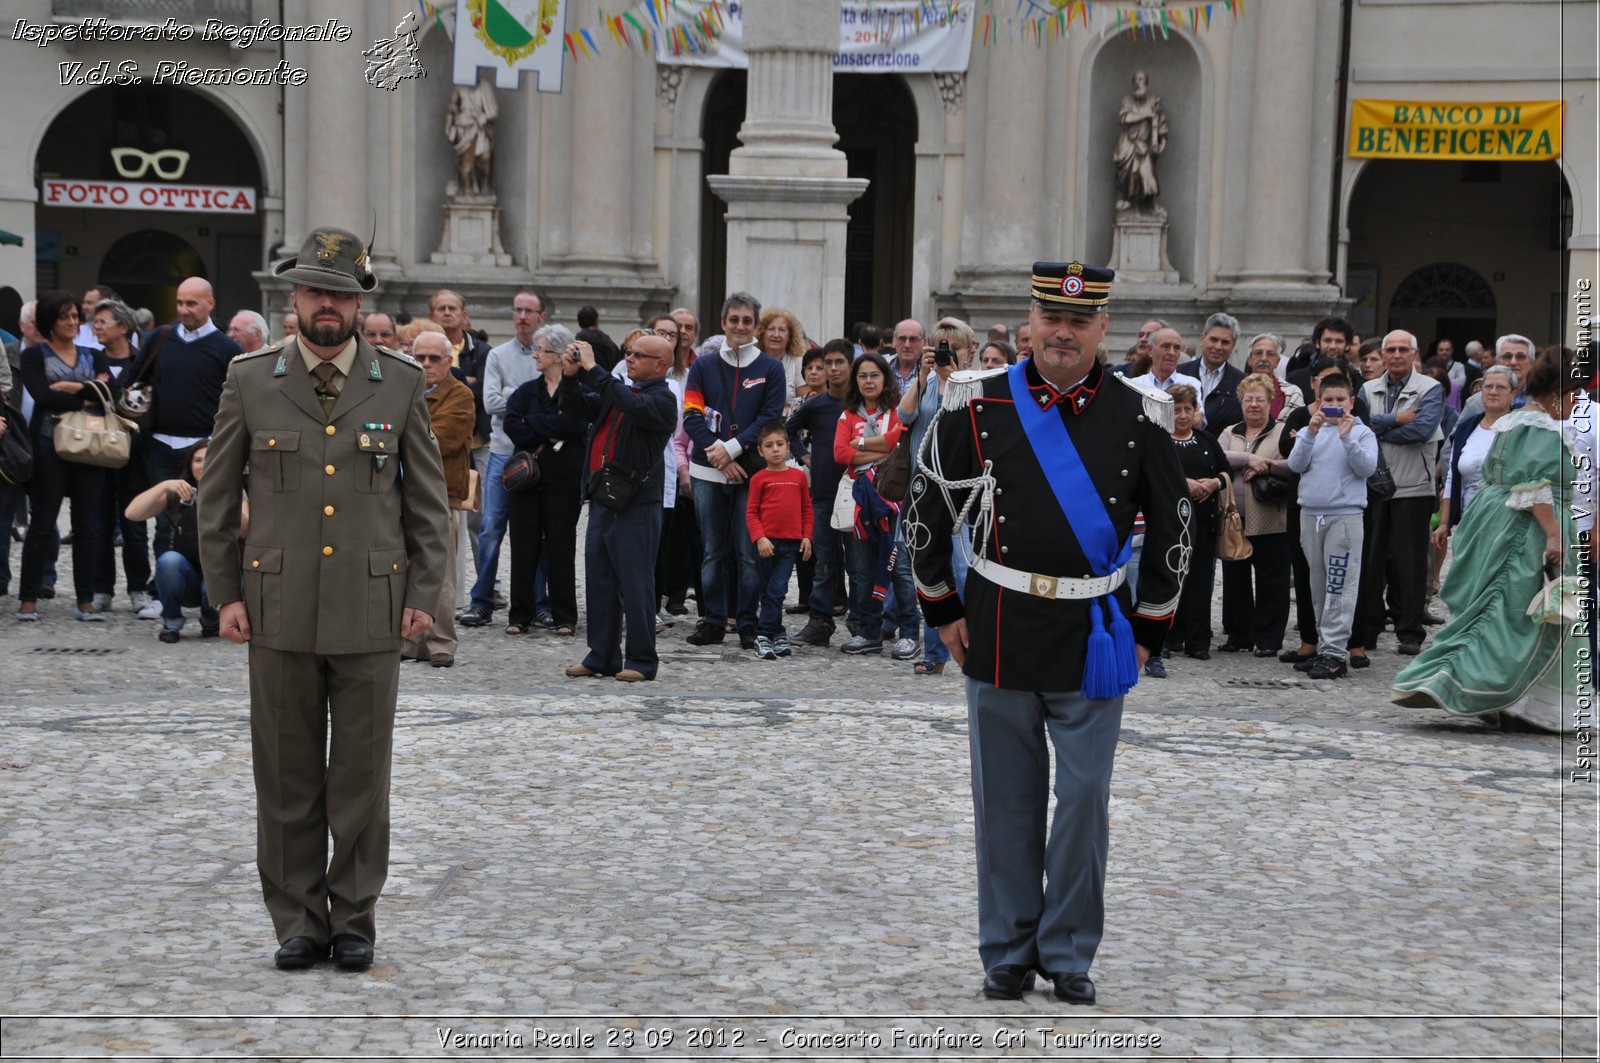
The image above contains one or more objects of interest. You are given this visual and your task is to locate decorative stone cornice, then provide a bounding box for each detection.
[656,63,683,109]
[933,71,965,115]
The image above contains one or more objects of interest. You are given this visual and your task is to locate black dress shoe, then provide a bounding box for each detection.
[274,936,324,970]
[1185,648,1211,661]
[1215,640,1246,652]
[981,964,1036,1000]
[1280,648,1314,664]
[331,934,374,970]
[1349,654,1371,669]
[1052,972,1095,1005]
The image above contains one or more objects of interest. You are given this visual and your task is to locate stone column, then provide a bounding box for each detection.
[708,0,866,339]
[298,0,370,233]
[1234,1,1319,289]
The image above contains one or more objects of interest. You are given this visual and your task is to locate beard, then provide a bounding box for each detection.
[301,311,357,348]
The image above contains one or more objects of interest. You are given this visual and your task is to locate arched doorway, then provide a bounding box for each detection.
[1346,159,1570,349]
[834,75,915,334]
[99,230,206,322]
[1387,262,1497,351]
[698,70,746,331]
[34,85,265,326]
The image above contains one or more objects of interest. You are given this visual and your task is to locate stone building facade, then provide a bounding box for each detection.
[1,0,1593,355]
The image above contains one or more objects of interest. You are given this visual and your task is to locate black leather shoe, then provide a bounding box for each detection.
[1185,648,1211,661]
[981,964,1037,1000]
[1215,640,1246,652]
[685,621,725,646]
[331,934,374,970]
[458,605,492,627]
[1052,971,1095,1005]
[1349,654,1371,669]
[1280,648,1314,664]
[274,936,324,970]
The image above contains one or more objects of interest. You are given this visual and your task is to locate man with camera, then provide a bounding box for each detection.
[560,333,678,682]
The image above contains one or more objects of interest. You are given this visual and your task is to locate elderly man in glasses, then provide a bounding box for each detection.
[400,331,477,667]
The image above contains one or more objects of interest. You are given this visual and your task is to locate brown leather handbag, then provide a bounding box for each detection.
[1215,472,1253,561]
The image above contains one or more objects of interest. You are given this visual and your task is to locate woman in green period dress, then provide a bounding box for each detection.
[1393,347,1588,732]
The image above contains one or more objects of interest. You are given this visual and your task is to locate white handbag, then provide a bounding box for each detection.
[829,473,855,532]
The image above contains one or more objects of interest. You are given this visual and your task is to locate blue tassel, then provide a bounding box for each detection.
[1081,600,1120,700]
[1109,596,1139,689]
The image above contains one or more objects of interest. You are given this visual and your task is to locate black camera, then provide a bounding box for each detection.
[934,340,954,367]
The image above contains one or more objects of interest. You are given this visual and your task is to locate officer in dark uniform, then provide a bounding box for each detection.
[905,261,1189,1004]
[199,227,451,971]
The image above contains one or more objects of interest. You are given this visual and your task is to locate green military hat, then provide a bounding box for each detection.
[273,226,377,293]
[1031,260,1113,312]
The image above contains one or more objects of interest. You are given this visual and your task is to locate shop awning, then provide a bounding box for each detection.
[0,229,22,247]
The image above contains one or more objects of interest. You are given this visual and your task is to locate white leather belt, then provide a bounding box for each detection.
[971,557,1127,600]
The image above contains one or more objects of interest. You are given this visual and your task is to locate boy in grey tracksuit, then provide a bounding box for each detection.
[1287,373,1378,679]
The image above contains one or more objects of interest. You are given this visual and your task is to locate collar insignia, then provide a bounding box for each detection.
[273,355,288,377]
[369,358,382,380]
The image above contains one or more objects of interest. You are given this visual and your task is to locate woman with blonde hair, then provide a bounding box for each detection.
[756,307,807,413]
[394,317,447,354]
[1216,372,1296,656]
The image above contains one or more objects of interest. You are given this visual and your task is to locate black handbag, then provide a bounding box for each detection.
[874,431,917,504]
[0,402,33,486]
[1246,424,1294,503]
[1250,472,1294,503]
[587,461,643,512]
[1367,453,1397,502]
[501,446,544,494]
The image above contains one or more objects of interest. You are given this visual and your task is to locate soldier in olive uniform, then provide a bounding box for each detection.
[198,228,451,971]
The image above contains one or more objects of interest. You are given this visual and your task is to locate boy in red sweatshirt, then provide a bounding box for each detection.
[745,420,813,659]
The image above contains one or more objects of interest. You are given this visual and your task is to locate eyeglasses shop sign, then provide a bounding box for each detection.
[41,178,257,214]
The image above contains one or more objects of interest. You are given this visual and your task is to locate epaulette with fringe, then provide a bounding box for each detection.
[941,366,1007,412]
[1111,372,1175,432]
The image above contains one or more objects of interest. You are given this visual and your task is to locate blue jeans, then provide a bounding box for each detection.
[755,539,800,638]
[469,450,511,611]
[881,524,920,641]
[155,551,215,631]
[691,478,759,630]
[921,529,971,665]
[806,499,844,623]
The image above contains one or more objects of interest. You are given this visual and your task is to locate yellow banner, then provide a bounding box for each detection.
[1349,99,1562,161]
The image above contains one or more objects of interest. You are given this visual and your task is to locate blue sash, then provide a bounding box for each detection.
[1007,362,1138,698]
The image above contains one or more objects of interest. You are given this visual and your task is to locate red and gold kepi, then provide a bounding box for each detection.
[1031,260,1113,312]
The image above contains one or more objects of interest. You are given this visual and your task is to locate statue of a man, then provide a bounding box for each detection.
[1114,70,1168,215]
[446,75,497,196]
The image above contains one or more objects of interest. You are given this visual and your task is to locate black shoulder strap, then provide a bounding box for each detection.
[129,325,173,387]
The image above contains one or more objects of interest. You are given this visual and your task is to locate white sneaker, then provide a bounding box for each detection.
[91,592,113,612]
[656,610,678,627]
[891,637,919,660]
[138,599,164,620]
[128,590,151,611]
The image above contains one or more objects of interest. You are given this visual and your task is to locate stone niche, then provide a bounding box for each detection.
[1084,33,1202,287]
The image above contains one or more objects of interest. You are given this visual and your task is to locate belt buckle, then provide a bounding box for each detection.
[1030,573,1059,598]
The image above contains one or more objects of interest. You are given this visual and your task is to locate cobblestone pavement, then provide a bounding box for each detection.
[2,539,1596,1060]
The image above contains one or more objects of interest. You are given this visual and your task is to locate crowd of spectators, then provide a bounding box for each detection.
[2,284,1591,691]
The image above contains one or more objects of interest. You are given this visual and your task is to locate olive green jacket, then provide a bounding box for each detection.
[198,337,450,653]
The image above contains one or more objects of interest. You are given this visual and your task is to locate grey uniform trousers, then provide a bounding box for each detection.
[967,678,1123,977]
[248,644,399,947]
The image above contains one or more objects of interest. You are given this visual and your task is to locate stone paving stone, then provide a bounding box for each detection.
[1,540,1594,1058]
